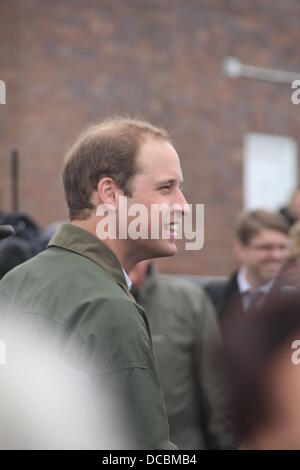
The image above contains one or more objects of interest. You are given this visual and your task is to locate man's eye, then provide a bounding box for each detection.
[160,186,171,192]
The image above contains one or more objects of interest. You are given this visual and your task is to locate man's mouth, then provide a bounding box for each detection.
[265,262,280,268]
[263,262,281,274]
[164,222,179,237]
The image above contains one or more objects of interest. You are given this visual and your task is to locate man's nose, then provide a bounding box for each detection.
[175,189,190,215]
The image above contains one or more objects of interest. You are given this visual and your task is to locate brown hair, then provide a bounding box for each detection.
[235,209,288,245]
[63,117,170,220]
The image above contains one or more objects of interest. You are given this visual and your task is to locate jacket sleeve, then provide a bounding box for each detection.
[76,297,176,450]
[194,289,236,449]
[94,366,177,450]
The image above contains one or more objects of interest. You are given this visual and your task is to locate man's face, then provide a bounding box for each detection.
[124,136,187,259]
[236,229,289,286]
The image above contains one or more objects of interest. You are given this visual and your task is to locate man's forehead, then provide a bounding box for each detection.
[137,141,182,182]
[252,229,288,242]
[138,137,180,165]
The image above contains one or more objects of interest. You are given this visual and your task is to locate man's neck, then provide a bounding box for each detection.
[71,219,96,237]
[71,219,139,272]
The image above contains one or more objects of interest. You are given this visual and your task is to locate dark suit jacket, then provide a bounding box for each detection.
[206,272,278,350]
[205,273,243,322]
[204,272,249,349]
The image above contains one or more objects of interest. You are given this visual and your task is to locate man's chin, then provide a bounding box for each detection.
[261,269,280,283]
[154,240,178,258]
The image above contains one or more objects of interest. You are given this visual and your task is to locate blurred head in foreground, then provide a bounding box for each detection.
[0,327,131,449]
[226,290,300,449]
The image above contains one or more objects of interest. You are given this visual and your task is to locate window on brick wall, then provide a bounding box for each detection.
[244,133,298,210]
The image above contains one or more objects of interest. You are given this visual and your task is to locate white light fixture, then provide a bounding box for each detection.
[223,56,300,85]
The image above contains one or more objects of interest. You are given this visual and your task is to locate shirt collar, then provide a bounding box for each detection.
[237,267,274,295]
[48,223,131,295]
[122,267,132,291]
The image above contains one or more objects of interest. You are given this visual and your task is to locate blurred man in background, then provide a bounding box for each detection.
[0,213,47,279]
[211,210,289,334]
[130,260,234,450]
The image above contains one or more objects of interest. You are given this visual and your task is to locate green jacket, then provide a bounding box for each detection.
[0,224,174,449]
[134,269,234,449]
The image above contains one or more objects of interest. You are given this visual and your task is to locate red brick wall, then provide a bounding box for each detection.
[1,0,300,275]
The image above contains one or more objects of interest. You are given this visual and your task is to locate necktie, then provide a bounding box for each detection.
[245,290,265,312]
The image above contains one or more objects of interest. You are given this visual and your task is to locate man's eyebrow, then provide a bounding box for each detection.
[154,179,184,188]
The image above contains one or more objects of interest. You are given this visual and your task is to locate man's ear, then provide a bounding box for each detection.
[97,177,121,207]
[234,239,246,263]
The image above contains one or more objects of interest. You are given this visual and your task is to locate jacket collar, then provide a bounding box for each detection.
[48,223,130,295]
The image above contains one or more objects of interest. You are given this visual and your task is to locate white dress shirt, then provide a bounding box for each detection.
[237,267,273,311]
[122,267,132,291]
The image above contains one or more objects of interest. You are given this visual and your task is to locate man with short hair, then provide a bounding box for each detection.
[207,209,289,331]
[0,117,187,449]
